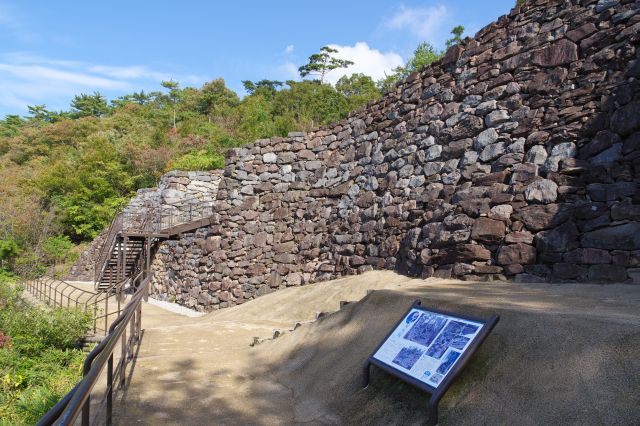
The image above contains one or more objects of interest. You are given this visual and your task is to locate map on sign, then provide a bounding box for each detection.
[372,308,483,388]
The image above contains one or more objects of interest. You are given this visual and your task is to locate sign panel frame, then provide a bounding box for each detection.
[363,300,499,426]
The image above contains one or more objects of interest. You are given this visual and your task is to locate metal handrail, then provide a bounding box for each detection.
[24,275,130,335]
[94,214,124,282]
[123,196,214,233]
[37,277,148,426]
[93,197,213,290]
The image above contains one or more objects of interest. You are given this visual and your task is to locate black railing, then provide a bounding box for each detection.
[120,197,214,235]
[37,277,148,426]
[93,197,214,286]
[24,272,136,336]
[94,214,124,283]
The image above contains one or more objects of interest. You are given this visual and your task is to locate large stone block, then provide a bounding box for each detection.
[531,39,578,67]
[524,179,558,204]
[497,243,537,265]
[471,218,506,244]
[587,182,636,202]
[434,244,492,264]
[535,221,579,254]
[581,223,640,251]
[512,204,572,231]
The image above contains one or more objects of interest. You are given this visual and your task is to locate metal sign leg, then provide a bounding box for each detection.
[362,360,371,388]
[427,396,439,426]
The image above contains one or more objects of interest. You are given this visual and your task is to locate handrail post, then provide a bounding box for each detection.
[105,292,109,334]
[107,353,113,426]
[81,396,90,426]
[121,329,127,387]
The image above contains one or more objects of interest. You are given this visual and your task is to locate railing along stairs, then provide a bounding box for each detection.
[94,197,215,292]
[32,198,215,425]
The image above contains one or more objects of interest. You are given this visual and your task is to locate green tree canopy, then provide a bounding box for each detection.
[42,235,73,265]
[446,25,465,49]
[335,73,381,110]
[70,92,110,118]
[242,80,284,98]
[298,46,354,84]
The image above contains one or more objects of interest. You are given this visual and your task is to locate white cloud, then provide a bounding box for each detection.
[323,42,404,85]
[0,53,205,114]
[285,44,295,54]
[281,61,299,79]
[0,5,40,43]
[385,5,449,41]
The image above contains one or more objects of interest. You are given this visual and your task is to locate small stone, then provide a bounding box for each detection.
[424,162,443,176]
[505,231,534,244]
[442,171,461,185]
[489,204,513,221]
[524,179,558,204]
[610,101,640,136]
[485,110,510,127]
[507,138,525,154]
[425,145,443,161]
[535,221,579,254]
[461,151,478,166]
[409,175,426,188]
[544,142,577,172]
[474,128,499,151]
[262,152,277,163]
[480,142,506,162]
[526,131,550,146]
[525,145,548,165]
[595,0,619,13]
[510,163,538,184]
[476,100,497,116]
[587,182,636,202]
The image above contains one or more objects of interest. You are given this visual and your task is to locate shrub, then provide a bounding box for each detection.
[0,280,91,424]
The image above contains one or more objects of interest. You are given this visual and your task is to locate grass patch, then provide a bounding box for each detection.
[0,278,91,425]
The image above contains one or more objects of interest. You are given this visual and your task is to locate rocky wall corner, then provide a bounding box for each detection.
[146,0,639,311]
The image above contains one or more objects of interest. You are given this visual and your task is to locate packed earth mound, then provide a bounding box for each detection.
[116,271,640,425]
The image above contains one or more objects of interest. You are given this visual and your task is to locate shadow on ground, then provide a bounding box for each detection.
[113,274,640,425]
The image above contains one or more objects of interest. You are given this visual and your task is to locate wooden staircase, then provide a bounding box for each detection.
[94,201,216,293]
[96,236,146,291]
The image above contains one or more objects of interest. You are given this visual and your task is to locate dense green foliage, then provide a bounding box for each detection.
[0,280,91,425]
[0,33,463,275]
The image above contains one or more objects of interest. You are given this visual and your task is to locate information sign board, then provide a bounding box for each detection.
[363,300,499,426]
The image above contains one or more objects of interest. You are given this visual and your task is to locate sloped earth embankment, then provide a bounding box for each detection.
[116,271,640,425]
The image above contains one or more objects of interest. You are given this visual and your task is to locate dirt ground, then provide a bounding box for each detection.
[114,271,640,425]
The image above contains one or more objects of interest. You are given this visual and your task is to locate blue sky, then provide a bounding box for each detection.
[0,0,514,116]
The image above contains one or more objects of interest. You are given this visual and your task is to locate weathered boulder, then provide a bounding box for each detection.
[536,221,579,254]
[471,218,506,244]
[512,204,572,231]
[581,224,640,251]
[524,179,558,204]
[587,182,636,202]
[497,244,537,265]
[532,39,578,67]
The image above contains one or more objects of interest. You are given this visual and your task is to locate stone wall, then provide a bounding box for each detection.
[66,230,108,281]
[149,0,640,310]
